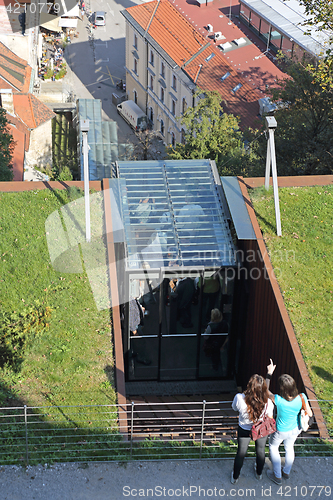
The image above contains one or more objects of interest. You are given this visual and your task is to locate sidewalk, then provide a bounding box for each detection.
[1,457,332,499]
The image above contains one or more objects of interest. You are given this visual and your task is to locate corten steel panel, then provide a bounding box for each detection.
[242,175,333,189]
[103,178,128,437]
[238,178,329,439]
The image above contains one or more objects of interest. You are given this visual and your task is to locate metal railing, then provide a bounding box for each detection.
[0,400,332,466]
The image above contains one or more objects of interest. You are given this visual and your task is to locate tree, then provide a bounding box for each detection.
[245,59,333,176]
[127,129,165,161]
[166,91,252,176]
[298,0,333,89]
[0,108,14,181]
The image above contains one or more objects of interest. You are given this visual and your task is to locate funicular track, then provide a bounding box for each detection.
[126,394,239,441]
[125,394,322,442]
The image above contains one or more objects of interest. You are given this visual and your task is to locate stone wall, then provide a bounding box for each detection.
[25,119,53,169]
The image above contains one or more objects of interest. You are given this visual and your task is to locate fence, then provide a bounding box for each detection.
[0,400,332,466]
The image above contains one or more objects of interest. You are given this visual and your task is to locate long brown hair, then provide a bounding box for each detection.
[244,374,269,423]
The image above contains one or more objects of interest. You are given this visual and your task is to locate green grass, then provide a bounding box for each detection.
[51,114,79,180]
[250,185,333,432]
[0,189,116,415]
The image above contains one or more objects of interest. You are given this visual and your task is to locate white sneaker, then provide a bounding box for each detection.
[230,470,238,484]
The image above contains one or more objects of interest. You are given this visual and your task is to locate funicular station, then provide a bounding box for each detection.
[105,159,327,440]
[107,159,244,387]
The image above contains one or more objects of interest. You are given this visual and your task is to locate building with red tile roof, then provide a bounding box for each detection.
[0,41,32,92]
[121,0,286,144]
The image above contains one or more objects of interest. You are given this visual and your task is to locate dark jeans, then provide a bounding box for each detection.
[233,425,268,479]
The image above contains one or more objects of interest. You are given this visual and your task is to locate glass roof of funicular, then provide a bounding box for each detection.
[113,159,237,269]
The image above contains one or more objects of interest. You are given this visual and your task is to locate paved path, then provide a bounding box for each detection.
[1,458,332,499]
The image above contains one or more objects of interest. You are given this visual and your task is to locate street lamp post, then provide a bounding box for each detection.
[81,119,91,243]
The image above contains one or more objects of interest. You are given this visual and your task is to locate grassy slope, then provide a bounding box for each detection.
[0,189,116,419]
[250,185,333,430]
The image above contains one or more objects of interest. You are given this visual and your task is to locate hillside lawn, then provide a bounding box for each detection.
[0,188,116,425]
[250,185,333,433]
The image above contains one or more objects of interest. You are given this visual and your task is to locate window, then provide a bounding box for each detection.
[221,71,230,81]
[182,98,187,114]
[160,119,164,136]
[281,36,293,56]
[133,90,138,104]
[171,132,175,147]
[171,99,176,116]
[150,75,154,92]
[134,33,138,49]
[231,83,242,94]
[160,87,164,103]
[172,75,177,91]
[239,4,251,22]
[260,19,271,46]
[149,107,154,124]
[270,30,282,51]
[150,50,154,66]
[205,53,215,62]
[161,62,165,79]
[181,129,186,144]
[134,58,138,74]
[250,12,260,33]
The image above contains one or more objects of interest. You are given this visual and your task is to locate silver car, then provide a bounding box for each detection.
[94,11,106,26]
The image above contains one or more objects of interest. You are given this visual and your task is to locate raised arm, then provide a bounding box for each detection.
[266,358,276,400]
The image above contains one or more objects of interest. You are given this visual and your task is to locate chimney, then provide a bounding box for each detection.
[0,89,14,115]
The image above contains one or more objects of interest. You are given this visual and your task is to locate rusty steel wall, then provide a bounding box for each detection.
[238,179,329,439]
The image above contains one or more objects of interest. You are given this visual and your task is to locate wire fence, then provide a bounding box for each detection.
[0,400,332,466]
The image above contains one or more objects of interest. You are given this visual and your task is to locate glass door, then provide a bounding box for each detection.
[158,267,204,380]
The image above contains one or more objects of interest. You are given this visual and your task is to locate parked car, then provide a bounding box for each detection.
[94,11,106,26]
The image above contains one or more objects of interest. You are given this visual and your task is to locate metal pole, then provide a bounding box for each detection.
[24,405,29,466]
[130,402,134,458]
[81,119,91,243]
[269,128,282,236]
[199,400,206,459]
[265,135,271,190]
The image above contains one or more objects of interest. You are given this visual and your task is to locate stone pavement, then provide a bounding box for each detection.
[0,457,332,500]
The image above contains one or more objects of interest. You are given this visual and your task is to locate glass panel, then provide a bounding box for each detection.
[116,160,237,269]
[260,19,270,44]
[270,30,282,50]
[281,36,293,56]
[250,12,260,33]
[199,333,228,377]
[160,336,197,380]
[240,4,250,22]
[292,43,304,62]
[198,268,234,378]
[128,336,158,380]
[127,276,160,380]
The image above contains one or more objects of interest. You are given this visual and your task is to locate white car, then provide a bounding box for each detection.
[94,11,106,26]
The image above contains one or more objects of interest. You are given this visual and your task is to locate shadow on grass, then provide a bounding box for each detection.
[312,366,333,385]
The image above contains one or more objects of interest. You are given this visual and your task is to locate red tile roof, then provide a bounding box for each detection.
[125,0,287,129]
[0,41,32,92]
[12,93,55,129]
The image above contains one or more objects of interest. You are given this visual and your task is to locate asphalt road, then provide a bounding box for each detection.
[64,0,141,145]
[1,458,333,499]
